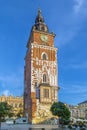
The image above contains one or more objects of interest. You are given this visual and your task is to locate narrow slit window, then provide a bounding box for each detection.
[43,74,47,83]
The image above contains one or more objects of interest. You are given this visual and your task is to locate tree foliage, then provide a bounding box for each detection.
[17,109,23,117]
[0,102,13,120]
[50,102,71,124]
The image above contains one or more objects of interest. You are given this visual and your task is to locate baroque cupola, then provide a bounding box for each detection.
[32,9,49,32]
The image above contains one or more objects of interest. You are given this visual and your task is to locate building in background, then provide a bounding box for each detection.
[0,95,23,117]
[67,104,79,119]
[78,100,87,119]
[66,101,87,120]
[24,9,59,124]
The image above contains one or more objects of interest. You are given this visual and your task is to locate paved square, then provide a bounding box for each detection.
[1,123,59,130]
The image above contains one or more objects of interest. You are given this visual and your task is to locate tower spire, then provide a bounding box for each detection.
[35,8,44,24]
[38,8,41,17]
[32,9,49,32]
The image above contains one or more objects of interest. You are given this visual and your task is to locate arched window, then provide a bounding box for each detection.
[41,52,48,60]
[43,74,47,83]
[43,54,47,60]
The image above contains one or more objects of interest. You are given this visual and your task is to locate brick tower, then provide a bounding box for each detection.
[24,9,59,124]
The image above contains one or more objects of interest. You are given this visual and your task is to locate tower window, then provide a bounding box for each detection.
[41,26,44,31]
[43,89,49,98]
[43,74,47,83]
[42,54,47,60]
[41,52,48,60]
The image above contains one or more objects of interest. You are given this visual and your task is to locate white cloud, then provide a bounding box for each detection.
[0,68,23,88]
[2,90,13,96]
[65,61,87,69]
[61,83,87,94]
[0,75,22,88]
[59,83,87,105]
[57,0,87,47]
[74,0,84,13]
[0,67,23,96]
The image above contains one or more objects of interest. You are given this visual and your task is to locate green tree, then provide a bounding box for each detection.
[0,102,13,128]
[50,102,71,125]
[17,109,23,117]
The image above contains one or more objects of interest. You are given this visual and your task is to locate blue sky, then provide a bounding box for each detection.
[0,0,87,105]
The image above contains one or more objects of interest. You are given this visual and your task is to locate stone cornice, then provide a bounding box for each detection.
[32,29,56,37]
[31,43,58,51]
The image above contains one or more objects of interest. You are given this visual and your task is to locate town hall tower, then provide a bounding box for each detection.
[24,9,59,124]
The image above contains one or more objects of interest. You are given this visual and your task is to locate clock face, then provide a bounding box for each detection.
[40,35,48,42]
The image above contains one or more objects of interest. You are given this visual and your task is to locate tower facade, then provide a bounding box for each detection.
[24,9,59,124]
